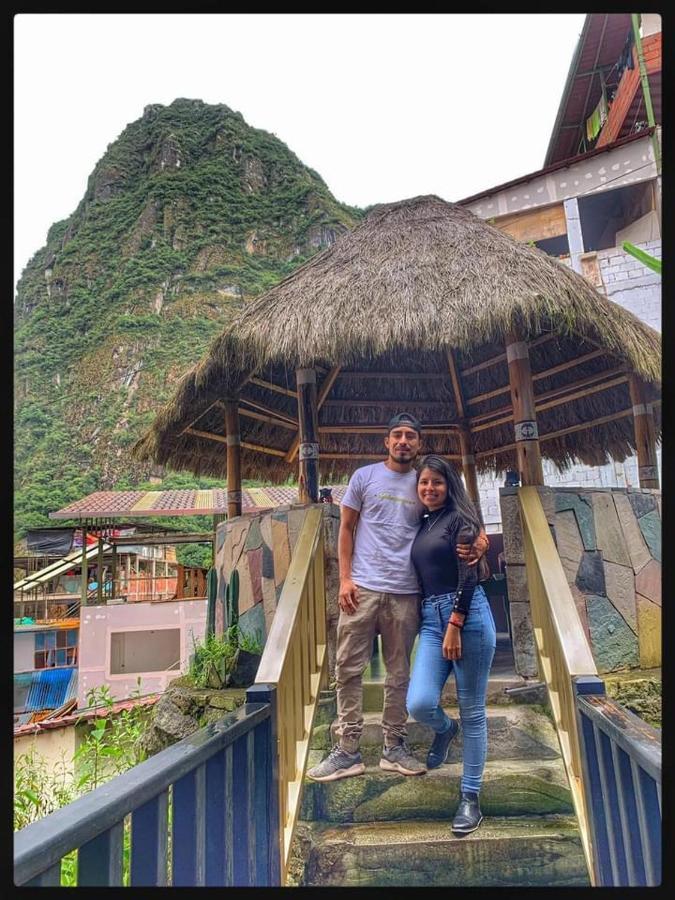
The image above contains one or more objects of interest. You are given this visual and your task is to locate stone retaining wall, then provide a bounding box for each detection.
[215,504,340,673]
[500,486,661,677]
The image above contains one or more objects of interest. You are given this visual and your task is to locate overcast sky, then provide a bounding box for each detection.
[14,13,586,291]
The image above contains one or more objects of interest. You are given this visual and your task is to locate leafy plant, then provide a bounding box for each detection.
[189,631,237,688]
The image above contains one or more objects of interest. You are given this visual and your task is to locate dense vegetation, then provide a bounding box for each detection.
[14,98,362,539]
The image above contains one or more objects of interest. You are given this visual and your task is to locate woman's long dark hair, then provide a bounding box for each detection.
[416,454,482,542]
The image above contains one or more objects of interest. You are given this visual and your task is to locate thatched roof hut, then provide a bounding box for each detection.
[134,195,660,482]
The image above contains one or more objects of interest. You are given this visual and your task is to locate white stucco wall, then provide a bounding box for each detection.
[14,632,35,673]
[78,599,207,706]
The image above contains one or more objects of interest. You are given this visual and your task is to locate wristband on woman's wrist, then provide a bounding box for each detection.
[449,613,465,629]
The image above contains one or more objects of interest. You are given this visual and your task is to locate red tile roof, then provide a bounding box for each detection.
[50,487,347,520]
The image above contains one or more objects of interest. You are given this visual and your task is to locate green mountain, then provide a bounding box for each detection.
[14,98,363,537]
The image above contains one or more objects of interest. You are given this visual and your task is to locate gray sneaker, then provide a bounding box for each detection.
[306,745,366,782]
[379,741,427,775]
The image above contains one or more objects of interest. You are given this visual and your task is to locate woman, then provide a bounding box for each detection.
[406,454,496,834]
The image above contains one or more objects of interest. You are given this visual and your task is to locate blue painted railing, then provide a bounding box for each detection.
[14,684,280,887]
[575,677,661,887]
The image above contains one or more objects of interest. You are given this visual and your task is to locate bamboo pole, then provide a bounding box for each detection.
[96,530,104,605]
[296,368,320,503]
[447,349,481,512]
[80,521,88,606]
[506,330,544,485]
[628,375,659,488]
[224,401,242,518]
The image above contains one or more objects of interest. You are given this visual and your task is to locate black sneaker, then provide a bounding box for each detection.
[306,745,365,782]
[451,790,483,834]
[426,718,459,769]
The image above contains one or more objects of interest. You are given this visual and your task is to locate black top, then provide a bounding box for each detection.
[410,505,478,617]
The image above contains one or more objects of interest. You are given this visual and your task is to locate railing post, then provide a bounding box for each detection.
[246,683,281,886]
[574,675,610,886]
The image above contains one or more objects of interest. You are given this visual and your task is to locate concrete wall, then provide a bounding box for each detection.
[463,133,658,217]
[13,722,83,776]
[499,486,661,678]
[14,632,34,673]
[78,599,206,706]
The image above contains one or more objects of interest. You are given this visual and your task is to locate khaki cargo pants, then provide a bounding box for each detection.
[335,586,420,752]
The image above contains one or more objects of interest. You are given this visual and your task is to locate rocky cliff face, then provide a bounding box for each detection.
[14,99,362,535]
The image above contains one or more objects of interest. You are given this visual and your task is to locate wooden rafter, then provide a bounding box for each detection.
[468,348,607,406]
[474,407,636,458]
[239,407,298,430]
[249,377,298,399]
[460,333,556,377]
[470,369,628,431]
[186,428,286,457]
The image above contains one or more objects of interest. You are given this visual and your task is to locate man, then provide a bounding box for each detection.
[307,413,488,782]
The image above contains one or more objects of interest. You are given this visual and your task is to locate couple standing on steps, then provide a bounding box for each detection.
[307,413,496,836]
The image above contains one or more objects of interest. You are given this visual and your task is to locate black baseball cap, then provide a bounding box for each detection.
[387,412,422,435]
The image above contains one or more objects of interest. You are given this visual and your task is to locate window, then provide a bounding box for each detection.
[34,628,78,669]
[110,628,180,675]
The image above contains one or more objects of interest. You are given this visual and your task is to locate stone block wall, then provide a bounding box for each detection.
[597,240,661,332]
[500,486,661,679]
[215,504,340,674]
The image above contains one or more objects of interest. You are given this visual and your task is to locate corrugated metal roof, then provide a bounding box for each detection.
[50,487,347,520]
[24,668,78,712]
[14,693,160,736]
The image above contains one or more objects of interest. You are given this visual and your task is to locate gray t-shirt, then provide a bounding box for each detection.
[341,462,424,593]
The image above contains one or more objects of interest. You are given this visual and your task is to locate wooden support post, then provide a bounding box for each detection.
[81,521,88,606]
[459,426,481,509]
[447,348,483,521]
[96,531,104,605]
[629,375,659,488]
[111,544,117,600]
[296,368,320,504]
[506,330,544,486]
[224,400,242,518]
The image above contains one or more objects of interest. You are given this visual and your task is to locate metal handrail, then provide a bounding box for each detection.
[254,505,327,882]
[518,486,599,882]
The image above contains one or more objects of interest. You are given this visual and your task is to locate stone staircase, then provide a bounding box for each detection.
[289,682,590,887]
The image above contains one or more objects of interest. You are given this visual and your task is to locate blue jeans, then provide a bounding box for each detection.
[406,585,496,793]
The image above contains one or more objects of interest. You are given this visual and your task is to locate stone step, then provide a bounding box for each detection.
[301,757,573,823]
[298,815,589,887]
[363,674,527,711]
[312,705,561,765]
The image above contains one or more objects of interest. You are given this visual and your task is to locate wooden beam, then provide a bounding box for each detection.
[236,398,298,427]
[506,329,543,485]
[317,424,460,435]
[468,348,607,406]
[460,333,556,377]
[338,372,449,380]
[242,441,287,457]
[322,399,454,408]
[239,407,298,430]
[474,407,636,458]
[178,399,222,437]
[187,428,287,458]
[629,375,660,488]
[249,377,298,399]
[321,452,462,461]
[447,349,481,513]
[492,203,567,244]
[296,368,320,503]
[224,401,242,518]
[470,369,628,429]
[285,366,341,462]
